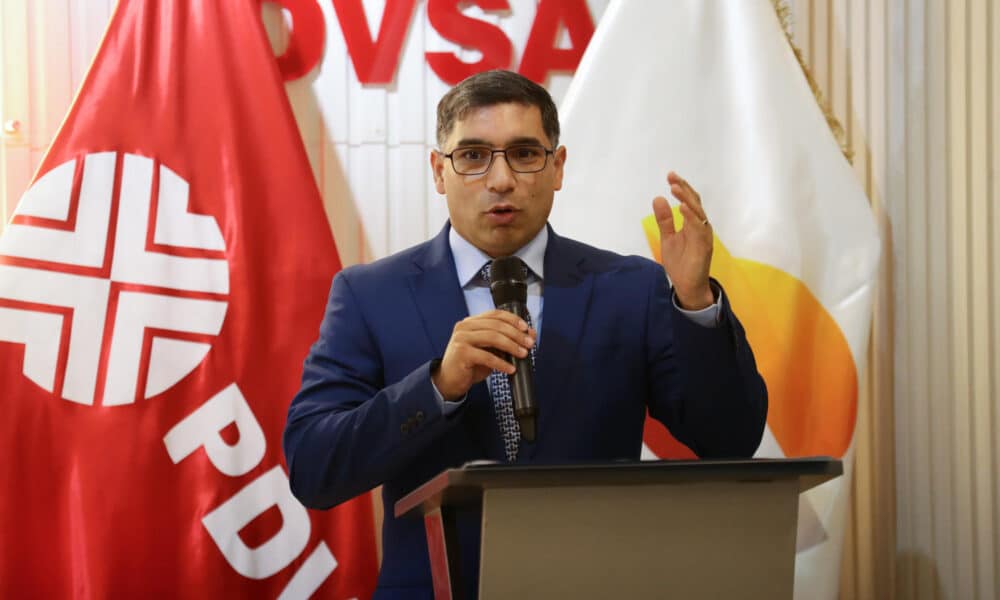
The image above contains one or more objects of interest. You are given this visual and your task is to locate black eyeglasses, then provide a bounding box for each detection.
[441,144,555,175]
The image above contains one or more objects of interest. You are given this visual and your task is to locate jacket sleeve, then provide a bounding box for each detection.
[644,268,768,458]
[282,270,458,509]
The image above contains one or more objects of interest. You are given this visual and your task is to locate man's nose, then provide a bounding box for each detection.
[485,152,516,193]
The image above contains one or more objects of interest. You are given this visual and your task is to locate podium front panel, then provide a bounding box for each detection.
[478,479,799,599]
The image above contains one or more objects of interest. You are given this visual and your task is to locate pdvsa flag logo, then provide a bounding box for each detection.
[0,152,228,406]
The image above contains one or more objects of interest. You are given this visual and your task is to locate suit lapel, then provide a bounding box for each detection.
[528,227,594,459]
[408,224,505,460]
[407,224,468,357]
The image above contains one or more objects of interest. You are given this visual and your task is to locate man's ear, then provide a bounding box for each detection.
[552,146,567,191]
[430,150,447,195]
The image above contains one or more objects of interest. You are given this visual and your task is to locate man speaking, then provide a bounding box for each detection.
[283,70,767,598]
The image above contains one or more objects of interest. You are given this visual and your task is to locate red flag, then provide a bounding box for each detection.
[0,1,377,597]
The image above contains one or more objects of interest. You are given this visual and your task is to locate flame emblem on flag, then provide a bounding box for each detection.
[642,209,857,459]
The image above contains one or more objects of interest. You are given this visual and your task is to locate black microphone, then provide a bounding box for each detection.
[488,256,537,442]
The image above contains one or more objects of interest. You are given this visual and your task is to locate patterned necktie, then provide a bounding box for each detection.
[480,260,535,462]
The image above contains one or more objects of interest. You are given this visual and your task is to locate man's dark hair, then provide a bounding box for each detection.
[436,70,560,148]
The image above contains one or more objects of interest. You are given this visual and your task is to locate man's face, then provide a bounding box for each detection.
[431,102,566,258]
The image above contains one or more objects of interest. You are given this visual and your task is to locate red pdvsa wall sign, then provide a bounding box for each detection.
[264,0,597,84]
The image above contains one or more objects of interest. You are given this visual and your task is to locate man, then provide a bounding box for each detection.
[284,70,767,598]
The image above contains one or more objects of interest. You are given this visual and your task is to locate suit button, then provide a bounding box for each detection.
[400,422,410,434]
[415,411,425,423]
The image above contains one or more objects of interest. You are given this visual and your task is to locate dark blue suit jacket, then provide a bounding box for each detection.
[284,223,767,599]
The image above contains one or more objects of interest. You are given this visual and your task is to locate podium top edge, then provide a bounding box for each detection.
[394,457,842,519]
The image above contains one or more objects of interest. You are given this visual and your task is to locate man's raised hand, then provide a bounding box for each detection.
[652,171,715,310]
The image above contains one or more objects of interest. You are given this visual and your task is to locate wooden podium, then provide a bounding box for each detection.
[395,458,841,600]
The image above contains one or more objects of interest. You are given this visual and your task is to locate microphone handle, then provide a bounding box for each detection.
[499,300,537,442]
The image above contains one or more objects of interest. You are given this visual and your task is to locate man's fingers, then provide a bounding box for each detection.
[462,346,516,375]
[455,329,531,358]
[652,196,675,235]
[668,172,708,224]
[457,315,535,348]
[445,309,537,387]
[668,171,698,200]
[670,183,707,220]
[470,309,530,332]
[678,202,711,232]
[437,309,537,397]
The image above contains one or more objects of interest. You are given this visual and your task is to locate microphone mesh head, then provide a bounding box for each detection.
[489,256,528,306]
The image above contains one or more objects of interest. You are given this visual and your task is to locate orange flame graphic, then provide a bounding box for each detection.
[641,210,857,459]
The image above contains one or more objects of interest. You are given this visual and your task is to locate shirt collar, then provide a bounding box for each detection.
[449,224,548,288]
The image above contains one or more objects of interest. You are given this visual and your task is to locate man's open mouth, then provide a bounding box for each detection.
[487,205,518,215]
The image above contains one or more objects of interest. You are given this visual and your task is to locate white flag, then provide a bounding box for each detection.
[551,1,880,597]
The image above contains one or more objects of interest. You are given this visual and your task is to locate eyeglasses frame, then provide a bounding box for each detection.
[439,144,557,176]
